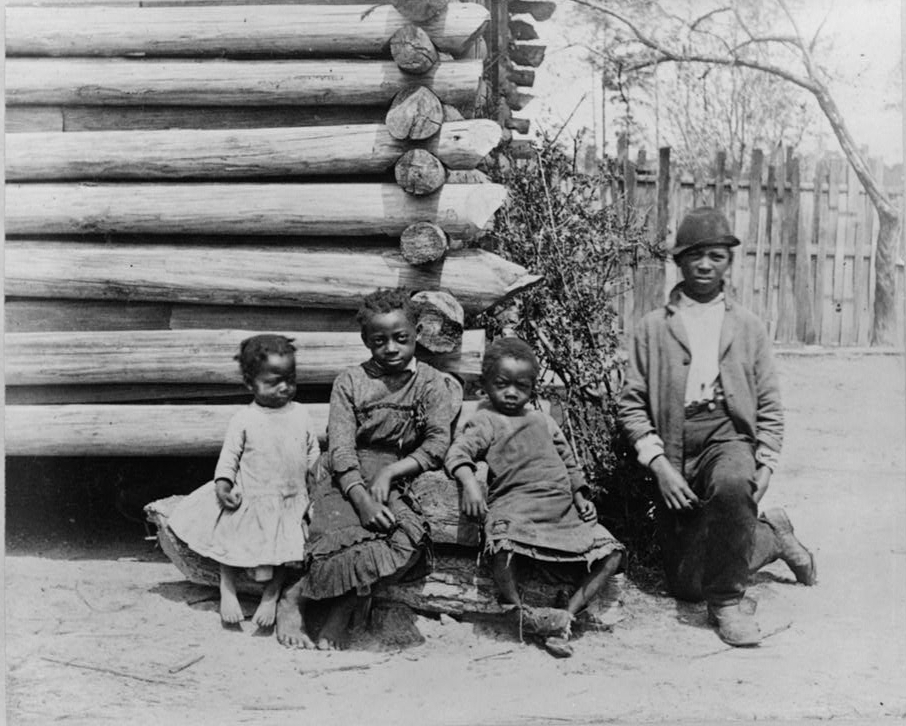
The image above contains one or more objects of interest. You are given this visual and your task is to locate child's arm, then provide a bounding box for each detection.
[547,416,596,522]
[326,371,365,496]
[445,413,493,518]
[213,413,246,510]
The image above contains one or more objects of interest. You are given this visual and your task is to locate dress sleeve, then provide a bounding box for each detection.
[305,413,322,474]
[545,414,588,494]
[213,410,246,483]
[444,411,495,477]
[406,369,454,474]
[327,370,363,493]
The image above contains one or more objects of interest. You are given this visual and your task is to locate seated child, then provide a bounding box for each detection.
[446,338,625,658]
[277,288,455,650]
[169,334,320,627]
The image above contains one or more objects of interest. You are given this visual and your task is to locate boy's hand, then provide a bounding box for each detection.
[651,457,700,511]
[215,479,242,510]
[752,466,771,504]
[460,478,488,519]
[574,491,597,522]
[370,468,394,504]
[349,485,396,532]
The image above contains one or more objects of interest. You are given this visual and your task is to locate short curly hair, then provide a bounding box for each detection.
[355,288,419,330]
[235,334,296,381]
[481,337,540,382]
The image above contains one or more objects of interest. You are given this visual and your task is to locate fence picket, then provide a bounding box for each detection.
[828,159,844,344]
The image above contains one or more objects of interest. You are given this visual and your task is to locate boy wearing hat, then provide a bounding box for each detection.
[618,207,816,647]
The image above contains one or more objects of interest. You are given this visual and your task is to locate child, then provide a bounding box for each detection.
[169,334,320,628]
[276,288,454,650]
[446,337,625,658]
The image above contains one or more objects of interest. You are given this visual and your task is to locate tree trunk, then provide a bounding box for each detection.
[6,58,483,107]
[394,149,448,195]
[6,120,502,180]
[6,182,505,239]
[871,209,902,346]
[5,242,539,314]
[5,3,488,56]
[5,329,484,385]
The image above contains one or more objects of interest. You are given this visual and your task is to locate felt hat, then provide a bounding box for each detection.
[670,207,740,259]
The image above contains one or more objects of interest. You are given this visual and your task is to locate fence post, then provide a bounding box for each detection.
[791,155,815,343]
[714,150,726,211]
[777,147,794,342]
[828,158,844,344]
[745,149,763,312]
[813,160,827,342]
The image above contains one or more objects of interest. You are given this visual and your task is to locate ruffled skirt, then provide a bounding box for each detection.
[299,450,429,600]
[169,480,309,568]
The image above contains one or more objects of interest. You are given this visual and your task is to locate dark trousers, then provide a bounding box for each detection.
[657,406,781,606]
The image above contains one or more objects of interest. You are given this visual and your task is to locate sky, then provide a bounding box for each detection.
[519,0,903,166]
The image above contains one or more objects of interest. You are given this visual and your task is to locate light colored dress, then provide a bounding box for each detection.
[169,401,320,568]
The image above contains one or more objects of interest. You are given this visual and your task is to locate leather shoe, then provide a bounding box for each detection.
[707,602,761,647]
[763,508,817,586]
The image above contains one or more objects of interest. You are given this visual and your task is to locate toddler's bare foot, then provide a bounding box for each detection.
[252,569,285,629]
[219,565,244,624]
[317,593,356,650]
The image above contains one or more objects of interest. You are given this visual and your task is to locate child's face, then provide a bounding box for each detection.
[361,310,417,372]
[246,353,296,408]
[677,244,731,301]
[483,356,535,416]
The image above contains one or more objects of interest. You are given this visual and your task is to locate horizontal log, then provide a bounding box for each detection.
[6,384,262,405]
[6,401,484,456]
[391,0,448,22]
[6,183,505,238]
[5,4,488,57]
[5,243,541,313]
[506,67,535,87]
[5,105,63,132]
[446,168,491,184]
[4,299,361,333]
[5,329,484,385]
[509,19,539,41]
[505,117,531,134]
[5,59,483,107]
[6,120,502,179]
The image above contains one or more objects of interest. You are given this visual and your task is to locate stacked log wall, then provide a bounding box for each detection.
[4,0,543,455]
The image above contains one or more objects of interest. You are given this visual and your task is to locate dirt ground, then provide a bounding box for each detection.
[5,351,906,725]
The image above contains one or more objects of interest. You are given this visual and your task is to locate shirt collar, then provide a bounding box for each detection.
[362,357,418,377]
[677,290,725,309]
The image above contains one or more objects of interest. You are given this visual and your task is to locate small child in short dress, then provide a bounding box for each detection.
[169,334,320,628]
[446,338,625,657]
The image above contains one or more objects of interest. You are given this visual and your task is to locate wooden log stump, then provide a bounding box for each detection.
[390,24,438,75]
[385,85,444,141]
[400,222,449,265]
[394,148,447,196]
[391,0,449,22]
[413,290,465,354]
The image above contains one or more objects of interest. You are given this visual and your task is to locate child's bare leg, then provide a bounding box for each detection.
[317,592,356,650]
[219,564,244,624]
[276,577,316,648]
[252,566,286,628]
[567,551,623,617]
[491,551,522,607]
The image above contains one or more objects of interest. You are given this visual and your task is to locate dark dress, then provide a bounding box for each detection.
[299,359,455,600]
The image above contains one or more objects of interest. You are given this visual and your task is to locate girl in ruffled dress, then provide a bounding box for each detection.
[169,334,320,628]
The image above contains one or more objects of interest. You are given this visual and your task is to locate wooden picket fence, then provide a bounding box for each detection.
[612,145,905,347]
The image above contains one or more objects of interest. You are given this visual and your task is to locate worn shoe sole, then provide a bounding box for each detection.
[764,508,818,586]
[707,606,761,647]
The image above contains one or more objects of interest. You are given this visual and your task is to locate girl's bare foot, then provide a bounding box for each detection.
[276,580,316,649]
[252,568,285,629]
[317,593,356,650]
[219,565,244,624]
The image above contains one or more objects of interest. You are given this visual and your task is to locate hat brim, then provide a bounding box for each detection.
[672,234,740,259]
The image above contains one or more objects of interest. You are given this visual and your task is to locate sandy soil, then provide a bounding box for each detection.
[5,352,906,725]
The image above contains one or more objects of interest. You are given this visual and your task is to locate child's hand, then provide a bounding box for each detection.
[348,484,397,533]
[574,492,597,522]
[215,479,242,510]
[369,468,394,504]
[460,478,488,519]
